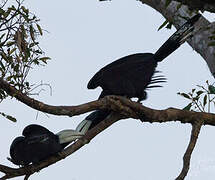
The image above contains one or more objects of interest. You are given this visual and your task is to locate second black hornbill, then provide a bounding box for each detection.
[9,124,84,166]
[76,14,201,133]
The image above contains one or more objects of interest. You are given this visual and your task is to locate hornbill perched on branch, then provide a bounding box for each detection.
[9,124,84,166]
[76,14,201,133]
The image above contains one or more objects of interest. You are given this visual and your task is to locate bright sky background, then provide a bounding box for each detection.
[1,0,215,180]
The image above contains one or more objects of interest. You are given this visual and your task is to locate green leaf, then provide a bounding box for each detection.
[0,8,5,15]
[5,115,17,122]
[209,35,215,40]
[192,89,196,93]
[176,3,182,10]
[165,0,172,7]
[193,96,200,101]
[1,52,8,62]
[196,90,204,96]
[203,95,207,107]
[0,60,5,71]
[9,48,16,55]
[6,41,15,47]
[166,22,172,29]
[36,24,43,36]
[6,75,13,81]
[25,48,31,58]
[39,57,51,63]
[208,41,215,47]
[158,20,169,31]
[3,9,11,18]
[0,112,16,122]
[8,5,16,11]
[0,33,5,40]
[14,64,19,72]
[29,25,35,41]
[20,25,27,37]
[183,103,192,111]
[179,93,191,99]
[21,6,29,15]
[209,85,215,94]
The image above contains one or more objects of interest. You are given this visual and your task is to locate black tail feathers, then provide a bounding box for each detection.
[154,14,201,62]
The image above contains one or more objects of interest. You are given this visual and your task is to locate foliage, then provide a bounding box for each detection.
[178,81,215,113]
[0,0,50,101]
[0,112,16,122]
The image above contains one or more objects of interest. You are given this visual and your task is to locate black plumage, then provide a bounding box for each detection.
[10,124,83,166]
[88,53,163,101]
[76,14,201,133]
[88,14,201,101]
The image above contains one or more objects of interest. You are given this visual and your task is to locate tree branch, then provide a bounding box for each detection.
[176,120,203,180]
[0,97,210,179]
[170,0,215,13]
[1,78,215,125]
[1,78,215,126]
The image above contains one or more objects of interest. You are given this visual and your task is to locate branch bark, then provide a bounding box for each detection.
[1,78,215,126]
[175,120,203,179]
[170,0,215,13]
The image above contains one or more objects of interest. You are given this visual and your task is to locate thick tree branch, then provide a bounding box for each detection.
[0,98,210,179]
[0,77,106,117]
[140,0,215,77]
[100,0,215,13]
[171,0,215,13]
[1,78,215,126]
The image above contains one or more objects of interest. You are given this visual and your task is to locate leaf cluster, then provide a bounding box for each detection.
[0,0,50,101]
[178,81,215,112]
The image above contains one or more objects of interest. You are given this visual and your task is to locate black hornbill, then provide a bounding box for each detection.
[9,124,84,166]
[76,14,201,133]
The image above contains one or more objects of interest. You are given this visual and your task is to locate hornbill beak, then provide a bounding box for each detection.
[56,129,85,144]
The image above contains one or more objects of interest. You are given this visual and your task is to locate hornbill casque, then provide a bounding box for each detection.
[76,14,201,133]
[9,124,84,166]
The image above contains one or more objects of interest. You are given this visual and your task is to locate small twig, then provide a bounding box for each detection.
[191,98,204,112]
[175,120,203,180]
[27,81,52,96]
